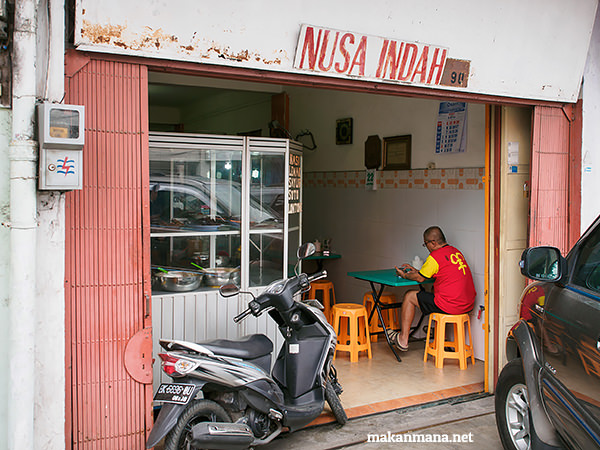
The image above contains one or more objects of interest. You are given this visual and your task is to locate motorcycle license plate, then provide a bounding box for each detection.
[153,383,196,405]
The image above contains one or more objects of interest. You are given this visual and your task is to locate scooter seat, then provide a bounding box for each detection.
[198,334,273,360]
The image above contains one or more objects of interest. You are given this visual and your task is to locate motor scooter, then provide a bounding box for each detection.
[146,243,347,449]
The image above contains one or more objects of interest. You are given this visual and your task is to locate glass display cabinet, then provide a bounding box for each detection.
[149,132,303,293]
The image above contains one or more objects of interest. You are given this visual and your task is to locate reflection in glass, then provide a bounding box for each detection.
[49,108,80,138]
[527,247,560,281]
[151,235,241,277]
[288,228,300,275]
[572,227,600,294]
[149,136,302,292]
[247,150,287,287]
[249,233,284,287]
[586,266,600,291]
[150,148,243,228]
[250,152,285,226]
[150,146,242,291]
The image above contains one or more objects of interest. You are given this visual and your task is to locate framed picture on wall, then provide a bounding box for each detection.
[382,135,411,170]
[336,118,353,145]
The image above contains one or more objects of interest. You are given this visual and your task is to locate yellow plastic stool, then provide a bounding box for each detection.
[304,279,335,322]
[424,313,475,370]
[332,303,372,362]
[363,292,399,342]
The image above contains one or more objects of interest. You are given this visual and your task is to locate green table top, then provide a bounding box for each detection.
[305,252,342,261]
[348,268,432,287]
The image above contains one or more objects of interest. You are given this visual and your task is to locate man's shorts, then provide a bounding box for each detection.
[416,291,447,315]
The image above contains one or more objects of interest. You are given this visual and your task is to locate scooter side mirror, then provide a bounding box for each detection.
[297,242,316,260]
[219,283,240,297]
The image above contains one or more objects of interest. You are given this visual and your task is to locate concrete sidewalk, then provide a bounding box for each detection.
[263,394,500,449]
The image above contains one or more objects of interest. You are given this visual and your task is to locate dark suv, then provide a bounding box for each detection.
[495,215,600,449]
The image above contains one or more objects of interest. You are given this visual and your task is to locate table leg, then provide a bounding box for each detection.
[369,281,402,362]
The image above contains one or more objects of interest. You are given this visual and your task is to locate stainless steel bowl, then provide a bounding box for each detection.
[154,270,203,292]
[192,253,230,268]
[202,267,241,287]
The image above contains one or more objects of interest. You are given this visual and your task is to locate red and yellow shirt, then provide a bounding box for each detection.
[419,245,476,314]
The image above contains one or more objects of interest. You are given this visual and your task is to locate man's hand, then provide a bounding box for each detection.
[395,264,426,282]
[395,264,415,278]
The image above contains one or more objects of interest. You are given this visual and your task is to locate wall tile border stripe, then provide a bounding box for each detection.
[304,168,484,190]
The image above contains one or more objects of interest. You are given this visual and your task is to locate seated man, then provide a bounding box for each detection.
[391,226,476,351]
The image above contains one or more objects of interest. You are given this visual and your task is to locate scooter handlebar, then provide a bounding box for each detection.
[307,270,327,283]
[234,271,327,323]
[233,308,252,323]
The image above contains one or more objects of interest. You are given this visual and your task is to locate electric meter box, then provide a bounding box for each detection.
[38,102,85,190]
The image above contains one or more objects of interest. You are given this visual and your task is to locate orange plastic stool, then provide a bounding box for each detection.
[332,303,372,362]
[363,292,398,342]
[304,280,335,322]
[424,313,475,370]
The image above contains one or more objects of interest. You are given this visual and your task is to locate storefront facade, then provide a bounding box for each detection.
[2,1,599,448]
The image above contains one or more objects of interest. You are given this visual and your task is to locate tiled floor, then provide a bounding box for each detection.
[312,339,484,425]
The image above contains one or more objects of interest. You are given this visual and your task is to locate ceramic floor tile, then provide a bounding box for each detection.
[335,340,484,411]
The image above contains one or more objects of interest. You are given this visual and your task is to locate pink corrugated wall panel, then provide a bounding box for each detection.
[65,56,152,449]
[530,106,570,254]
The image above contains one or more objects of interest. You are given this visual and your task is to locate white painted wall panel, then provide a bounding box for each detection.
[582,7,600,231]
[0,108,10,450]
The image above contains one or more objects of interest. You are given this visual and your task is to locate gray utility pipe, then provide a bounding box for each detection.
[9,0,38,449]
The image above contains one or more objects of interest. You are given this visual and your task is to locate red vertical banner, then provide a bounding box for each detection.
[64,52,152,449]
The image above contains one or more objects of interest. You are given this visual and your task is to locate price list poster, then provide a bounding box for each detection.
[435,102,467,154]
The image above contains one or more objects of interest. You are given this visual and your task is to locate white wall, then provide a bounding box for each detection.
[34,192,66,449]
[288,87,485,171]
[0,107,11,450]
[582,7,600,232]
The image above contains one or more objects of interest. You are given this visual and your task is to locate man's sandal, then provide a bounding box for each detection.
[386,330,409,351]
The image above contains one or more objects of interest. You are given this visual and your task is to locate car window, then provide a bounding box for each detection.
[571,225,600,294]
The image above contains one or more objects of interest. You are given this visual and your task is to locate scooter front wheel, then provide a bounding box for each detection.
[325,381,348,425]
[163,399,231,450]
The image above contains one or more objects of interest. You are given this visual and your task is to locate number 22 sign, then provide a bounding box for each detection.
[365,169,377,190]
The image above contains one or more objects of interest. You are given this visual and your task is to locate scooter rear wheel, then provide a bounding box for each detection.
[163,399,231,450]
[325,381,348,425]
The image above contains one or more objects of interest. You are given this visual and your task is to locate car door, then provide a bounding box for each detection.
[540,223,600,449]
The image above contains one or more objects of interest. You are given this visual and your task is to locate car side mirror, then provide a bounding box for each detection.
[519,246,567,282]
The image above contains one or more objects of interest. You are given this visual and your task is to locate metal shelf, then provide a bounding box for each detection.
[150,229,240,238]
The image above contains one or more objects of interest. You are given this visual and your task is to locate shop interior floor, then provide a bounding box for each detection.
[331,340,485,416]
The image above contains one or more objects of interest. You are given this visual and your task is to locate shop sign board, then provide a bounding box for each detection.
[288,153,302,214]
[293,25,461,89]
[74,0,598,103]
